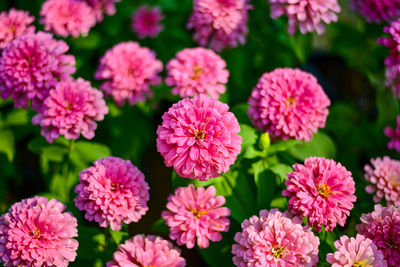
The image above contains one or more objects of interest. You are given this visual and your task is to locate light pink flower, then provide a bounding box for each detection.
[156,95,242,180]
[384,115,400,152]
[162,184,230,249]
[74,156,150,231]
[32,78,109,143]
[107,234,186,267]
[166,47,229,99]
[0,8,35,49]
[0,196,78,267]
[95,41,163,106]
[131,5,163,39]
[84,0,121,22]
[356,205,400,266]
[232,209,319,267]
[187,0,252,51]
[351,0,400,23]
[326,234,387,267]
[283,157,357,232]
[0,32,76,110]
[248,68,330,141]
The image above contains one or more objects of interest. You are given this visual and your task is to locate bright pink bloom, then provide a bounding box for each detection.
[232,209,319,267]
[131,5,163,39]
[0,32,76,110]
[269,0,340,35]
[0,196,78,267]
[95,42,163,106]
[187,0,252,51]
[74,156,150,231]
[156,95,242,180]
[84,0,121,22]
[248,68,330,141]
[364,156,400,206]
[356,205,400,266]
[351,0,400,23]
[384,115,400,152]
[166,47,229,99]
[32,78,109,143]
[384,65,400,98]
[0,8,35,49]
[107,234,186,267]
[283,157,356,232]
[162,184,230,249]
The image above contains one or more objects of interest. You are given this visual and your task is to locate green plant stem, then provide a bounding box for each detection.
[63,139,75,202]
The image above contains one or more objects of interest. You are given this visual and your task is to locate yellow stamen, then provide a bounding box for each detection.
[189,207,207,219]
[352,259,370,267]
[193,129,206,140]
[317,184,331,198]
[272,245,286,259]
[191,65,203,80]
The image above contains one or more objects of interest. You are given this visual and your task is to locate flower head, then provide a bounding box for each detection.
[131,5,163,39]
[378,19,400,69]
[0,32,76,110]
[356,205,400,266]
[187,0,252,51]
[95,41,163,106]
[384,115,400,152]
[74,156,150,231]
[269,0,341,35]
[232,209,319,266]
[84,0,121,22]
[107,234,186,267]
[32,78,109,143]
[156,95,242,180]
[162,184,230,249]
[248,68,330,141]
[283,157,357,232]
[0,8,35,49]
[166,47,229,99]
[0,196,78,267]
[351,0,400,23]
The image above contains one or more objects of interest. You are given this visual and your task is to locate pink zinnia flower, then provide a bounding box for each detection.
[74,156,150,231]
[351,0,400,23]
[156,95,242,180]
[0,8,35,49]
[32,78,109,143]
[282,157,357,232]
[187,0,252,51]
[84,0,121,22]
[232,209,320,266]
[0,196,78,267]
[166,47,229,99]
[107,234,186,267]
[40,0,96,38]
[356,205,400,266]
[95,42,163,106]
[0,32,76,110]
[384,65,400,98]
[269,0,341,35]
[131,5,163,39]
[162,184,230,249]
[364,156,400,206]
[248,68,330,141]
[384,115,400,152]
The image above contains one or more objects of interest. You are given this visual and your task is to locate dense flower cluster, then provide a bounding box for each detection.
[232,209,320,266]
[84,0,121,22]
[166,47,229,99]
[384,115,400,152]
[0,8,35,49]
[131,5,163,39]
[157,95,242,180]
[248,68,330,141]
[0,196,78,267]
[351,0,400,23]
[74,156,150,231]
[187,0,252,51]
[162,184,230,249]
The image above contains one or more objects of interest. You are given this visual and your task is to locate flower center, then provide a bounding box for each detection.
[389,172,399,187]
[352,259,369,267]
[30,227,41,238]
[317,184,331,198]
[189,207,207,219]
[194,129,206,140]
[272,245,287,259]
[192,65,203,80]
[285,96,296,107]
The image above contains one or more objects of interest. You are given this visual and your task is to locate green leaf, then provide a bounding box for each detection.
[270,164,293,181]
[151,218,170,234]
[0,130,15,161]
[267,139,300,154]
[49,174,68,201]
[109,230,128,246]
[288,132,336,160]
[5,109,28,127]
[252,160,276,209]
[239,124,258,149]
[28,136,69,162]
[74,141,111,162]
[242,146,264,159]
[270,197,288,209]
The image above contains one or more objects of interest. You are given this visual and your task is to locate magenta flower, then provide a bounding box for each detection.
[95,42,163,106]
[166,47,229,99]
[326,234,387,267]
[74,156,150,231]
[187,0,252,51]
[269,0,341,35]
[232,209,319,266]
[283,157,356,232]
[364,156,400,206]
[384,115,400,152]
[84,0,121,22]
[40,0,96,38]
[131,5,163,39]
[248,68,330,141]
[107,234,186,267]
[0,8,35,49]
[162,184,230,249]
[356,205,400,266]
[351,0,400,23]
[0,32,76,110]
[0,196,78,267]
[156,95,242,180]
[32,78,109,143]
